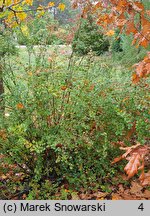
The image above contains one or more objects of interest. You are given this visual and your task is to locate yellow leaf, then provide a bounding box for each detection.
[5,0,12,7]
[37,10,45,18]
[16,11,27,21]
[96,197,104,200]
[37,5,44,11]
[14,0,20,4]
[58,3,66,11]
[106,30,115,36]
[25,0,33,6]
[64,189,70,193]
[21,25,29,36]
[6,11,14,23]
[10,21,18,28]
[27,71,33,76]
[48,2,55,7]
[24,140,33,149]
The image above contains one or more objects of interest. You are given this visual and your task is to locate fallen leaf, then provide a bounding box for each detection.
[139,170,150,186]
[111,193,122,200]
[16,103,24,109]
[118,184,124,193]
[92,191,108,198]
[71,193,80,200]
[22,194,27,199]
[130,181,143,194]
[143,190,150,199]
[0,174,7,180]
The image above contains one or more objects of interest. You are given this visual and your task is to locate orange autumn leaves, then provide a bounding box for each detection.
[106,30,115,36]
[112,143,150,185]
[132,52,150,84]
[72,0,150,82]
[25,0,33,6]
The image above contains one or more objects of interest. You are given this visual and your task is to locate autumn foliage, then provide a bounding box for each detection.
[72,0,150,82]
[0,0,66,27]
[112,143,150,185]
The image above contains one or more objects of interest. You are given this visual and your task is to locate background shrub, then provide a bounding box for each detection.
[72,16,109,55]
[0,28,18,56]
[111,29,123,53]
[15,13,65,45]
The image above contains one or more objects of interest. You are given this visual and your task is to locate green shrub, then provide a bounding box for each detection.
[111,33,148,66]
[111,29,123,53]
[0,28,18,56]
[120,34,148,65]
[15,13,65,45]
[72,16,109,55]
[1,50,149,198]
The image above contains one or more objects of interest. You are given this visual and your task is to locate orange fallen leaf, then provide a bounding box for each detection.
[16,103,24,109]
[61,86,67,90]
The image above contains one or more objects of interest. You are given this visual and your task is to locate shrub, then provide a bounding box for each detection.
[111,29,123,53]
[72,16,109,55]
[0,28,18,56]
[111,33,148,66]
[15,13,65,45]
[1,50,149,198]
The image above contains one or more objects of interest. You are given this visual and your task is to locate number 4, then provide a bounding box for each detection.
[138,203,144,211]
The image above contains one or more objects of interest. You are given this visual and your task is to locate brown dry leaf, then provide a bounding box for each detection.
[79,193,86,200]
[121,174,129,181]
[13,196,19,200]
[22,194,27,199]
[79,193,92,200]
[113,144,149,180]
[0,174,7,180]
[80,188,85,193]
[126,121,136,140]
[0,129,7,140]
[71,193,80,200]
[111,156,123,164]
[143,190,150,199]
[130,181,143,195]
[111,193,122,200]
[139,170,150,186]
[118,184,124,193]
[122,193,139,200]
[55,192,61,200]
[120,143,141,158]
[124,153,141,179]
[92,191,108,199]
[112,143,140,164]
